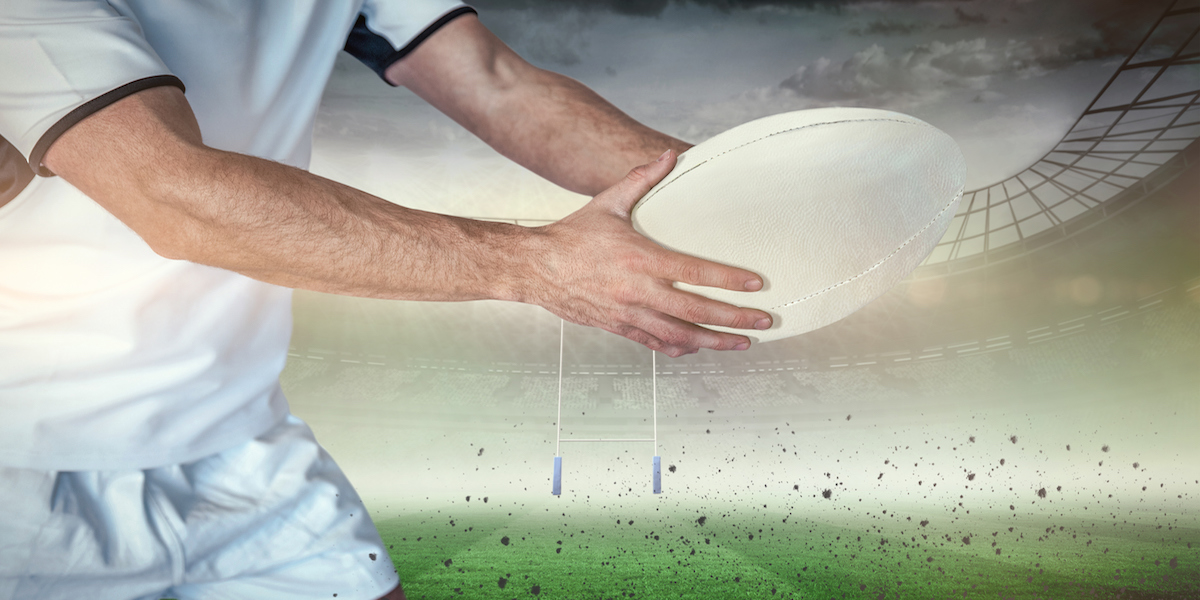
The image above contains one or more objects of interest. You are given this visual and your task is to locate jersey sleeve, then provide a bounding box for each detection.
[344,1,477,85]
[0,0,184,176]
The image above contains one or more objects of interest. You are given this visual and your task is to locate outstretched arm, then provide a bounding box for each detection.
[43,14,773,357]
[44,86,770,357]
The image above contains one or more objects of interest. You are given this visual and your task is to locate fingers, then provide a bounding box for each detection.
[649,286,773,332]
[597,149,677,217]
[612,324,698,358]
[651,253,764,294]
[634,310,752,353]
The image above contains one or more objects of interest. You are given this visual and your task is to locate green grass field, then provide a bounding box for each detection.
[377,505,1198,600]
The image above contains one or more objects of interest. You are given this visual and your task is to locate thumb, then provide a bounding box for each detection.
[598,149,677,218]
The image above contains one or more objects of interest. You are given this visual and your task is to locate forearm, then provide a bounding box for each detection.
[386,14,691,196]
[150,149,529,301]
[474,68,691,195]
[44,88,529,303]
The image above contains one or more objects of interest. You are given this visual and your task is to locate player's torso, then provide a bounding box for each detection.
[0,0,366,470]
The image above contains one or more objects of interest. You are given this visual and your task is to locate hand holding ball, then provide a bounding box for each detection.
[632,107,966,343]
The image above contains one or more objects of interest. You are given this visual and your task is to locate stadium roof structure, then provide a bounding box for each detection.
[915,0,1200,277]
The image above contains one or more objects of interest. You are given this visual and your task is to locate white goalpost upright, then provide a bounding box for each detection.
[552,319,661,495]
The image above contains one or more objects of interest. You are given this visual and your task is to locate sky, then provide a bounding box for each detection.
[310,0,1175,222]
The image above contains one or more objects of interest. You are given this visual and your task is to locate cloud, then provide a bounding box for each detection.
[669,16,1147,144]
[470,0,972,18]
[848,19,929,37]
[778,8,1163,108]
[847,5,987,36]
[779,38,1040,106]
[951,6,988,26]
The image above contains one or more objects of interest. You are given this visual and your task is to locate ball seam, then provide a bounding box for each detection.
[637,117,922,210]
[770,188,963,310]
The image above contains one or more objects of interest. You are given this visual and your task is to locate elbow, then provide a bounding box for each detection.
[145,233,192,262]
[126,164,212,264]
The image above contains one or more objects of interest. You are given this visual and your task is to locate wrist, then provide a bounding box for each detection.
[479,220,545,305]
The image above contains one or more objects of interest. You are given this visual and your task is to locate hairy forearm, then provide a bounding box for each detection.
[387,15,691,196]
[478,68,691,195]
[74,140,528,302]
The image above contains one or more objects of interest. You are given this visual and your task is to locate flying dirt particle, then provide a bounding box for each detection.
[1170,558,1178,568]
[1133,462,1140,469]
[697,516,707,526]
[927,557,934,563]
[1037,488,1047,498]
[706,429,710,434]
[1000,459,1005,465]
[497,577,507,589]
[878,473,884,480]
[962,536,971,545]
[822,489,832,499]
[500,536,510,546]
[369,553,376,561]
[1102,445,1110,452]
[466,496,470,502]
[531,584,541,595]
[860,584,867,591]
[478,448,484,456]
[969,436,976,443]
[846,415,851,421]
[967,473,976,481]
[920,520,929,527]
[628,520,633,525]
[1066,444,1071,451]
[996,548,1002,555]
[1010,435,1018,444]
[793,484,799,491]
[444,559,452,567]
[483,497,488,503]
[1009,505,1015,511]
[669,464,677,473]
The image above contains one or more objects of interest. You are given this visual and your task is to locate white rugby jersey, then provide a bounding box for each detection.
[0,0,473,470]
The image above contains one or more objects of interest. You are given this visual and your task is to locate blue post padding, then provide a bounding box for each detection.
[552,456,562,496]
[652,456,662,494]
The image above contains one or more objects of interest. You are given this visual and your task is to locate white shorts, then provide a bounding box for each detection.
[0,415,399,600]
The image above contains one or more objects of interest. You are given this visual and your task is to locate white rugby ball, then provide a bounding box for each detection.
[631,107,965,343]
